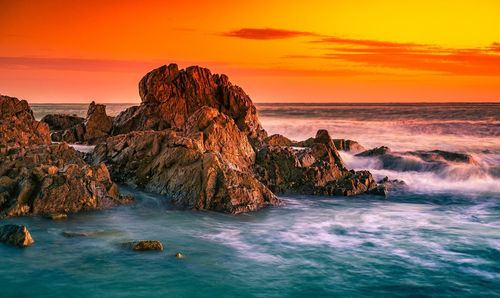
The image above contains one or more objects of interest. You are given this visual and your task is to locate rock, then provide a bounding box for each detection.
[264,134,294,147]
[41,101,113,144]
[111,64,267,145]
[175,252,185,259]
[47,213,68,220]
[356,146,391,157]
[0,224,34,247]
[93,107,281,214]
[408,150,476,164]
[332,139,365,152]
[125,240,164,251]
[0,95,51,149]
[41,114,84,131]
[255,130,380,196]
[83,101,113,144]
[377,176,408,192]
[62,231,91,237]
[0,142,134,217]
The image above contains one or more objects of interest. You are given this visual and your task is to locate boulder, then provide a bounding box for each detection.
[93,107,281,214]
[125,240,164,251]
[111,64,267,144]
[0,95,51,149]
[83,101,113,144]
[0,224,34,247]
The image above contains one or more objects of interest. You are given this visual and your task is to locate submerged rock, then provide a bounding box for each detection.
[47,213,68,220]
[111,64,267,144]
[175,252,185,259]
[0,224,34,247]
[125,240,164,251]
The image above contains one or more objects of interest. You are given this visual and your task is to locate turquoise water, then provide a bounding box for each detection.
[1,188,499,297]
[1,103,498,297]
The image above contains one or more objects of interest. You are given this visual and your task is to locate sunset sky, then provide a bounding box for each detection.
[1,0,499,103]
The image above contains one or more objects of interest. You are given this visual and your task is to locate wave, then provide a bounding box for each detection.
[340,152,500,194]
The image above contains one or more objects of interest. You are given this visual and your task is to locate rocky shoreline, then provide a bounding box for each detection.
[0,63,481,247]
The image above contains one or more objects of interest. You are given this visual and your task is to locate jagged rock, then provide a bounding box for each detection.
[0,95,50,149]
[0,142,133,217]
[332,139,365,152]
[42,101,113,144]
[125,240,164,251]
[377,176,408,192]
[0,224,34,247]
[111,64,267,145]
[93,107,281,214]
[41,114,84,131]
[356,146,391,157]
[83,101,113,144]
[255,130,380,196]
[264,134,295,147]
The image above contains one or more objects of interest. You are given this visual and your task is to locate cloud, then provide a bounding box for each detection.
[221,28,318,40]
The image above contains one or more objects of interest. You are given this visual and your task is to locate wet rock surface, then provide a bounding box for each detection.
[0,224,34,247]
[124,240,164,251]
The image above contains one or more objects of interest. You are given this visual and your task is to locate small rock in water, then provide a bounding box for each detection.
[62,231,91,238]
[0,224,35,247]
[125,240,164,251]
[175,252,185,259]
[47,213,68,220]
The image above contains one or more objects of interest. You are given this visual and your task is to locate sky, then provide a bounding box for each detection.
[1,0,499,103]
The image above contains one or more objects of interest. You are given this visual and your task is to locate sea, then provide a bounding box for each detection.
[1,103,499,297]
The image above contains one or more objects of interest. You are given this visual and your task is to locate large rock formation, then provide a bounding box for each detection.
[111,64,267,144]
[0,96,132,218]
[0,95,50,149]
[93,107,280,214]
[43,101,113,144]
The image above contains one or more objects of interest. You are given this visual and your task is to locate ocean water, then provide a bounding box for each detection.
[1,103,498,297]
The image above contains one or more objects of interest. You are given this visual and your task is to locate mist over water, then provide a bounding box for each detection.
[4,102,496,297]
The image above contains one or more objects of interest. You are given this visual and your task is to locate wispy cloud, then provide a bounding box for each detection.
[221,28,318,40]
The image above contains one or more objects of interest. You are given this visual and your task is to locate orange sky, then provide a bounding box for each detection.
[1,0,499,103]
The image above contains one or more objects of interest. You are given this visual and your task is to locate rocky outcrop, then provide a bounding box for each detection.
[0,224,34,247]
[43,101,113,144]
[0,95,132,218]
[0,95,51,149]
[111,64,267,145]
[255,130,380,196]
[0,143,133,217]
[356,146,391,157]
[264,134,295,147]
[332,139,365,152]
[93,107,280,214]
